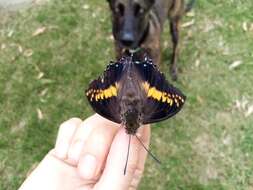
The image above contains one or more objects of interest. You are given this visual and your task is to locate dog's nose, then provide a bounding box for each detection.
[120,32,134,47]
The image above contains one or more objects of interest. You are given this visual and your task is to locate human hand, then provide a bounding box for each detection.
[19,114,150,190]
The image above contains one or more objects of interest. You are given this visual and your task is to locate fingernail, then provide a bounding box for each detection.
[79,154,97,179]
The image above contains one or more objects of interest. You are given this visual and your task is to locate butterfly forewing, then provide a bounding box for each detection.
[85,62,124,124]
[134,59,186,124]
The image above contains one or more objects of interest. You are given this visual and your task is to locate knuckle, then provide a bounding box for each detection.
[59,121,69,132]
[68,117,82,123]
[59,118,81,131]
[59,121,72,132]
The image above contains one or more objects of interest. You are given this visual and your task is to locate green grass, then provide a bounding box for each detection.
[0,0,253,189]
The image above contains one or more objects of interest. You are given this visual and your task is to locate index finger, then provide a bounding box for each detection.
[95,125,151,190]
[76,114,120,180]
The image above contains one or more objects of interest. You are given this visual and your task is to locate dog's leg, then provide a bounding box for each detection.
[145,45,161,66]
[169,18,180,80]
[150,47,161,66]
[142,34,161,66]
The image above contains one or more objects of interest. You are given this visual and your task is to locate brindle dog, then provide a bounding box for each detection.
[107,0,195,80]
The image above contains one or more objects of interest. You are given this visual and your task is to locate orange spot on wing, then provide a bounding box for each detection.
[88,83,119,102]
[142,81,175,106]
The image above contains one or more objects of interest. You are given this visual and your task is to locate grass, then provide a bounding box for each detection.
[0,0,253,189]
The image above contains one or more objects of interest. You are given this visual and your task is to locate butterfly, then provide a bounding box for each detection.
[85,54,186,173]
[85,55,186,131]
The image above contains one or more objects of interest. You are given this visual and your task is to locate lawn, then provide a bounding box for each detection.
[0,0,253,189]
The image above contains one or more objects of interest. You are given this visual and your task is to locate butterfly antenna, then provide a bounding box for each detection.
[135,134,162,165]
[124,134,131,175]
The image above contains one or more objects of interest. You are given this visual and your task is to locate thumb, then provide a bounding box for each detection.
[94,126,150,190]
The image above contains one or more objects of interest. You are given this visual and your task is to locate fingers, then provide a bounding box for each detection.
[95,125,150,190]
[77,114,120,180]
[67,115,98,165]
[54,114,120,167]
[53,114,150,190]
[54,118,82,159]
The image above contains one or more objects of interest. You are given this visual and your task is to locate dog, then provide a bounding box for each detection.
[106,0,195,80]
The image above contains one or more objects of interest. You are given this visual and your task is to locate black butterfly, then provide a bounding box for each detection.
[86,55,186,133]
[85,54,186,173]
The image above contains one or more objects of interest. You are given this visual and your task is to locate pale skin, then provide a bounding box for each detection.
[19,114,150,190]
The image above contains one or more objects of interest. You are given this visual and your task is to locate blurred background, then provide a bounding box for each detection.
[0,0,253,189]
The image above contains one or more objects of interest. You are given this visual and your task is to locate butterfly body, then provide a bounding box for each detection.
[85,55,186,134]
[117,57,146,134]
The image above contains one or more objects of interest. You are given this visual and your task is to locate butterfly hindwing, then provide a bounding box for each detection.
[85,61,124,124]
[134,59,186,124]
